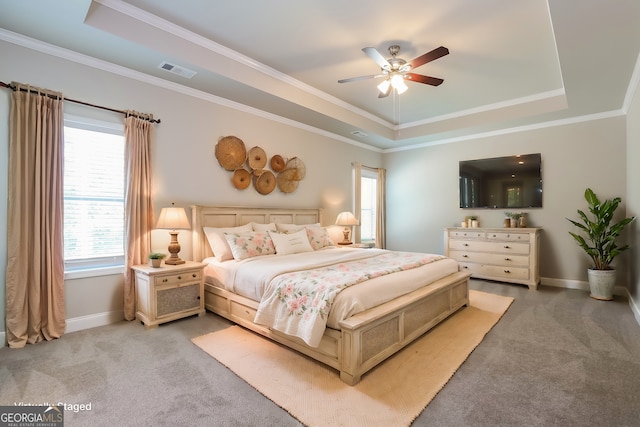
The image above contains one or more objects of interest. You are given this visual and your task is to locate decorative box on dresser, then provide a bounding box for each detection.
[444,227,541,290]
[132,261,205,328]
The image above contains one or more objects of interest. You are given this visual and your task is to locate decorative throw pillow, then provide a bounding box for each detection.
[269,229,314,255]
[203,224,253,261]
[251,222,277,232]
[224,232,275,260]
[306,226,335,250]
[275,222,320,233]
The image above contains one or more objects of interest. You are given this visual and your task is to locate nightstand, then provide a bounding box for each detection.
[132,261,205,328]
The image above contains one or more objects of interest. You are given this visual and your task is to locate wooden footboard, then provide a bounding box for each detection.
[204,270,471,385]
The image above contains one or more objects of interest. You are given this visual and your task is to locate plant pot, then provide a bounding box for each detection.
[587,268,616,300]
[149,258,162,268]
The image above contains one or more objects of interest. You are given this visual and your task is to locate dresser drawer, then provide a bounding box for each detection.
[449,250,529,267]
[449,239,530,255]
[459,262,530,281]
[449,230,485,239]
[155,270,202,286]
[486,232,530,242]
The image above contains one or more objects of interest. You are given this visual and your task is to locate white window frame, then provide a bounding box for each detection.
[63,114,125,279]
[359,168,378,245]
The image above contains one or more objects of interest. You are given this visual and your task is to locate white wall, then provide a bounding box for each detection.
[384,116,629,285]
[0,40,382,336]
[627,71,640,317]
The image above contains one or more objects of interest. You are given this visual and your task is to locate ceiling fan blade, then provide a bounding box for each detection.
[338,74,386,84]
[408,46,449,69]
[405,73,444,86]
[362,47,391,70]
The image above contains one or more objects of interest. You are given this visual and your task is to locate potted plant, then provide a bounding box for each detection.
[566,188,635,300]
[148,252,166,268]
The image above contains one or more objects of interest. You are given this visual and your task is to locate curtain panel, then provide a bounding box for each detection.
[123,113,154,321]
[6,83,66,348]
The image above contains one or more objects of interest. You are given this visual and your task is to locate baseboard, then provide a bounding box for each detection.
[540,277,589,292]
[1,311,124,348]
[625,289,640,327]
[65,310,125,334]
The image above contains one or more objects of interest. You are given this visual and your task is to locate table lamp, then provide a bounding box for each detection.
[335,211,359,245]
[156,203,190,265]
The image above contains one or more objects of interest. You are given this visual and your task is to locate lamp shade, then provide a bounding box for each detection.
[335,211,358,226]
[156,206,190,230]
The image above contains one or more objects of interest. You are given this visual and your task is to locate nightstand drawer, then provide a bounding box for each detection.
[155,270,202,286]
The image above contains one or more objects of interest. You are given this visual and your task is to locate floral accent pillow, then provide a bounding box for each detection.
[306,226,335,250]
[203,224,253,261]
[224,231,276,260]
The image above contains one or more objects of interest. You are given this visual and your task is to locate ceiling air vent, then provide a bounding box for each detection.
[158,61,197,79]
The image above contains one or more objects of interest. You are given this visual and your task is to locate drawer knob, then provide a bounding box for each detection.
[462,266,469,269]
[504,257,511,261]
[504,245,510,249]
[464,243,469,246]
[177,276,182,280]
[192,274,197,278]
[504,269,511,273]
[462,254,468,258]
[162,278,168,283]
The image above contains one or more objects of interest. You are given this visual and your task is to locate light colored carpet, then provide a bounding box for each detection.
[192,290,513,427]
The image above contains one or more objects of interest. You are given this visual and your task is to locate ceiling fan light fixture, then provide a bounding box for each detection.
[377,79,391,94]
[391,74,408,94]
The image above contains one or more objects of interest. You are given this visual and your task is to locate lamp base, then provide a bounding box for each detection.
[165,230,186,265]
[164,256,185,265]
[338,228,352,245]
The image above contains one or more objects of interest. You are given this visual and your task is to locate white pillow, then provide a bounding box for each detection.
[224,231,275,260]
[306,226,335,250]
[275,222,321,233]
[269,229,314,255]
[203,224,253,261]
[251,222,277,232]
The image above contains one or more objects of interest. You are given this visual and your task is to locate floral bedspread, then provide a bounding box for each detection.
[254,251,446,347]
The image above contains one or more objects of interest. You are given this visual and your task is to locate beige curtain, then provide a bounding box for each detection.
[376,167,386,249]
[6,83,65,348]
[353,162,387,249]
[123,112,154,321]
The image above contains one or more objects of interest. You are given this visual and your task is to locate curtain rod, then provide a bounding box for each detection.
[0,81,161,124]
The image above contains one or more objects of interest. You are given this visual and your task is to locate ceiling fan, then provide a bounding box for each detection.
[338,45,449,98]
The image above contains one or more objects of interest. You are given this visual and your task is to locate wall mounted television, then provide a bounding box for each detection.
[459,153,542,209]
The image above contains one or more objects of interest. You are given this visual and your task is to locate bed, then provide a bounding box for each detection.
[191,205,471,385]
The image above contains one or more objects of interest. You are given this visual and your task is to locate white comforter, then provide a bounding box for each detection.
[204,248,459,343]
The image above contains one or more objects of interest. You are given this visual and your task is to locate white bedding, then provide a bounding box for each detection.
[203,247,459,330]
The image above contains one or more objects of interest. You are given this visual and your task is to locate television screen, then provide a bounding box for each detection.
[459,153,542,209]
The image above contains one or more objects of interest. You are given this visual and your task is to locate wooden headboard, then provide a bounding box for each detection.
[190,205,323,261]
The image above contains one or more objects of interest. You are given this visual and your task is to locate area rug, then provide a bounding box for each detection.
[192,289,513,427]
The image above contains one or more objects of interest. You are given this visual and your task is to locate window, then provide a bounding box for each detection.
[63,115,125,275]
[360,168,378,243]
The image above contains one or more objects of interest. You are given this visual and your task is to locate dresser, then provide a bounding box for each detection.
[444,227,541,290]
[132,261,205,328]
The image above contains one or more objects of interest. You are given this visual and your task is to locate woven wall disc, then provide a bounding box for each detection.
[232,168,251,190]
[253,170,276,195]
[277,168,300,193]
[247,146,267,170]
[285,157,306,180]
[270,155,286,172]
[215,136,246,171]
